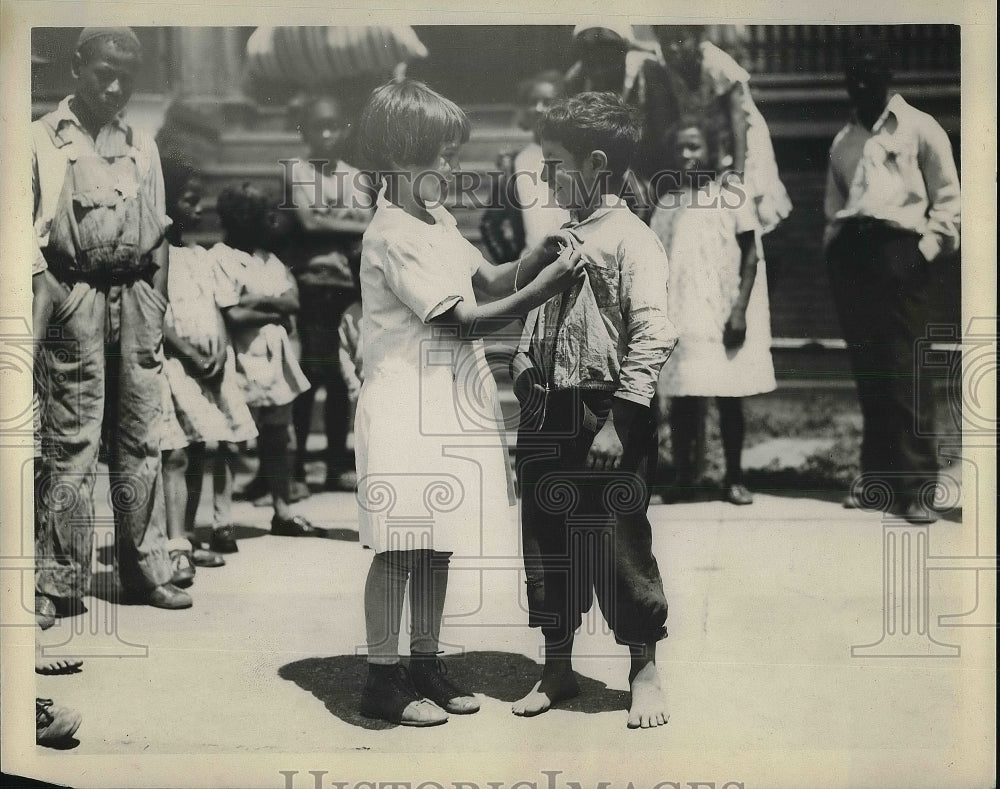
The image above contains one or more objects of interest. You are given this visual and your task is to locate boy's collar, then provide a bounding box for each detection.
[570,193,628,225]
[851,93,905,133]
[47,95,128,146]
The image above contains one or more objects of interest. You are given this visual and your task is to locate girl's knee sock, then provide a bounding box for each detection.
[365,551,413,665]
[669,397,705,482]
[718,397,746,483]
[183,443,205,536]
[258,423,292,507]
[409,550,451,655]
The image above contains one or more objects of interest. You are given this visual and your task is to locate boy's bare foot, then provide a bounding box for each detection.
[627,659,669,729]
[511,665,579,717]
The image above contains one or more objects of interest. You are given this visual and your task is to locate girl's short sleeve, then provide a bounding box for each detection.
[731,185,759,236]
[382,238,464,323]
[702,42,750,98]
[211,244,244,307]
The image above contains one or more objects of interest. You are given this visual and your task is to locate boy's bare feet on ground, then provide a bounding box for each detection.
[511,666,579,716]
[627,660,669,729]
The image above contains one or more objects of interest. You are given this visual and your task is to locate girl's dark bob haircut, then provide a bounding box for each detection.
[359,79,471,171]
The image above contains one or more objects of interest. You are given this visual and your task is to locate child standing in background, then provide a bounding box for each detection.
[650,114,776,505]
[214,184,319,539]
[286,94,374,492]
[158,156,258,574]
[480,70,571,264]
[653,25,791,235]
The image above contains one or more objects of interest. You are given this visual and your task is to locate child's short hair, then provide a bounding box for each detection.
[75,27,142,63]
[358,79,470,170]
[516,69,565,106]
[216,182,271,239]
[663,112,719,173]
[537,91,641,178]
[161,152,202,218]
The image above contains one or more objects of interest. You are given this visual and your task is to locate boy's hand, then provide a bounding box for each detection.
[587,398,646,470]
[588,419,623,470]
[723,308,747,349]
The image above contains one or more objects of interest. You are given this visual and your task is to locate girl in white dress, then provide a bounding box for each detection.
[355,79,585,726]
[654,25,792,234]
[650,113,776,505]
[158,157,258,580]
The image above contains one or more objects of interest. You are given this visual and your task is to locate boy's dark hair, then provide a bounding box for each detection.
[537,91,641,178]
[516,69,565,106]
[663,112,719,173]
[75,27,142,63]
[358,79,470,171]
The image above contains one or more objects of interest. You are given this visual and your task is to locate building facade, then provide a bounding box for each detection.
[31,25,961,342]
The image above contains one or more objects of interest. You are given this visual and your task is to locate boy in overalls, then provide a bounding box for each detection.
[32,28,192,616]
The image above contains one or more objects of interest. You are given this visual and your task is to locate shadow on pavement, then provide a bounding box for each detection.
[278,651,628,729]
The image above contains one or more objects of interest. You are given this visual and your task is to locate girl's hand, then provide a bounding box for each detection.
[529,230,576,268]
[203,347,228,383]
[182,350,212,379]
[723,309,747,349]
[533,248,587,298]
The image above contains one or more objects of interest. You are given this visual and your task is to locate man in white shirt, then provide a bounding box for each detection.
[824,46,961,524]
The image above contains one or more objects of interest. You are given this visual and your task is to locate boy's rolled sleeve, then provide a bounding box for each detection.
[616,233,678,405]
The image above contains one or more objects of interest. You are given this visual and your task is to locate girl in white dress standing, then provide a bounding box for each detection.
[650,113,776,505]
[355,79,585,726]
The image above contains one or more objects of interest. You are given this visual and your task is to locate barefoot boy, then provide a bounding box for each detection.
[514,92,677,728]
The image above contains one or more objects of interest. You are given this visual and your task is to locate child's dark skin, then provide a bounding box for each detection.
[221,205,300,334]
[674,125,757,345]
[36,37,169,345]
[295,96,370,236]
[70,37,169,296]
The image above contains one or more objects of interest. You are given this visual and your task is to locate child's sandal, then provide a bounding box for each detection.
[169,550,196,588]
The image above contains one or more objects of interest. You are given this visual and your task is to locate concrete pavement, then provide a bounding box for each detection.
[25,466,995,788]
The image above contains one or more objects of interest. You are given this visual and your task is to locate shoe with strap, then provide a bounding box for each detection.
[271,513,321,537]
[409,654,481,714]
[360,663,449,726]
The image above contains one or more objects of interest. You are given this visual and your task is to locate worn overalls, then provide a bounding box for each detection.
[34,112,173,599]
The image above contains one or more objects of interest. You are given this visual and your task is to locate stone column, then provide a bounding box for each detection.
[169,27,247,101]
